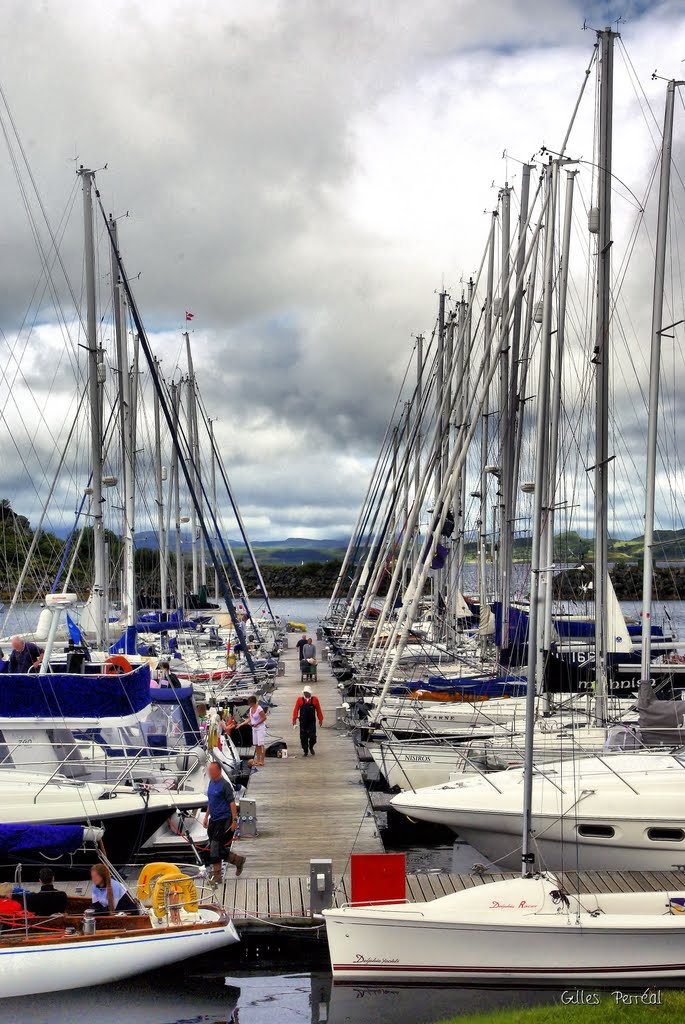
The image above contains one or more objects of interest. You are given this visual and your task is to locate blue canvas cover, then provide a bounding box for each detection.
[0,823,85,857]
[0,663,151,719]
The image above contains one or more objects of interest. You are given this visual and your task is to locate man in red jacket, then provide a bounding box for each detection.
[292,686,324,757]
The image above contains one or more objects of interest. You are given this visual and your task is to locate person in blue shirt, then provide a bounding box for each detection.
[203,761,246,883]
[90,863,138,914]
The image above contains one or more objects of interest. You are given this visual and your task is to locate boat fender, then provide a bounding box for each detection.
[151,871,199,919]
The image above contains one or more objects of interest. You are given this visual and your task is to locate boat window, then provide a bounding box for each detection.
[647,828,685,843]
[577,824,615,838]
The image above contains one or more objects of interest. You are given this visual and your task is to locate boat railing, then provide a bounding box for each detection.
[32,754,84,802]
[175,751,204,790]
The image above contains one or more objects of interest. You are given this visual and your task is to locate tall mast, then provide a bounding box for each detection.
[433,292,446,634]
[543,169,577,649]
[209,418,220,603]
[521,160,557,876]
[184,334,200,594]
[456,286,472,600]
[500,166,532,656]
[593,28,616,725]
[79,168,106,649]
[497,183,511,630]
[641,79,679,678]
[479,213,497,654]
[153,358,168,614]
[412,333,424,575]
[170,381,185,612]
[109,214,136,627]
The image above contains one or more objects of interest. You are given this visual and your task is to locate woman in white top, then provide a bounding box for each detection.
[241,695,267,767]
[90,863,138,914]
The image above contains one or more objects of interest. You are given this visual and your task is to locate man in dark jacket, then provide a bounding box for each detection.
[25,867,67,915]
[8,636,42,673]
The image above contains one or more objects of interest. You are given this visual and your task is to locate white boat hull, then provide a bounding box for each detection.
[324,878,685,983]
[391,752,685,871]
[0,911,239,998]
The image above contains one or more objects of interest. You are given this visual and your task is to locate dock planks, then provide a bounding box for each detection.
[228,640,382,883]
[223,867,685,932]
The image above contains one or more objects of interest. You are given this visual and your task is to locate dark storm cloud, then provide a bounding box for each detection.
[0,0,683,537]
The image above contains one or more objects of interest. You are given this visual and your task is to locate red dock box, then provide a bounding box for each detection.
[350,852,406,907]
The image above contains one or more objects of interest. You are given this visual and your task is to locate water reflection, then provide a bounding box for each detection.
[0,970,555,1024]
[201,971,552,1024]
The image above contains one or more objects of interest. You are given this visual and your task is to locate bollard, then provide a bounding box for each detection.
[238,797,258,837]
[309,858,333,915]
[278,660,286,676]
[282,635,289,649]
[322,646,329,662]
[316,627,323,641]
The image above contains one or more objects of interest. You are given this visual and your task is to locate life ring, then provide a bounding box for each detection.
[104,654,133,675]
[151,870,199,919]
[138,861,180,901]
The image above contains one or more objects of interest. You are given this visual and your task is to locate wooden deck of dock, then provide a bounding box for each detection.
[228,638,382,883]
[221,868,685,933]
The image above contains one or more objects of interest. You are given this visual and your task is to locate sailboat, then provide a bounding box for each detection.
[0,835,239,998]
[323,40,685,982]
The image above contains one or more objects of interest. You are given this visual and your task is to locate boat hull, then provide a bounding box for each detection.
[398,806,685,872]
[324,910,685,984]
[0,913,239,998]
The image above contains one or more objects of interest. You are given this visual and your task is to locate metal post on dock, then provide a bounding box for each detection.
[309,859,334,915]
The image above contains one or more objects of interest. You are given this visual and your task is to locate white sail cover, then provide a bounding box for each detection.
[454,589,471,619]
[606,575,632,653]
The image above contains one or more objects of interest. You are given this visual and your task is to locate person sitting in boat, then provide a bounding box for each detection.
[155,659,182,688]
[25,867,67,916]
[8,635,43,673]
[0,884,29,928]
[90,863,139,915]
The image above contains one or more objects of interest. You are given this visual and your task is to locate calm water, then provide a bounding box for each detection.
[0,967,557,1024]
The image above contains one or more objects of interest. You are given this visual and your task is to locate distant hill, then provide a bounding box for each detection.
[129,532,349,565]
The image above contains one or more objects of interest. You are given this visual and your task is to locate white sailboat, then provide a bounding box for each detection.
[323,48,685,983]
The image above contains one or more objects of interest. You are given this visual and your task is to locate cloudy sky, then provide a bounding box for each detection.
[0,0,684,543]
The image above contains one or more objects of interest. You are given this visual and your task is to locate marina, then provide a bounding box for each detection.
[2,3,685,1021]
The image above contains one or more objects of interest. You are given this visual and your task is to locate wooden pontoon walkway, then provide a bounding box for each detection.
[228,639,382,882]
[222,868,685,933]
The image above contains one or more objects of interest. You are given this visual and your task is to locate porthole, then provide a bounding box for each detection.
[647,828,685,843]
[577,824,615,838]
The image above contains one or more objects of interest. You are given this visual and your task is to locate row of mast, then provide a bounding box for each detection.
[78,169,267,652]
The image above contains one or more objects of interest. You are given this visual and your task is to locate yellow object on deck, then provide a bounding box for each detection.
[288,621,307,632]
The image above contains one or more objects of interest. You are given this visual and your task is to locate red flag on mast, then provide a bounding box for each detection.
[185,311,194,321]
